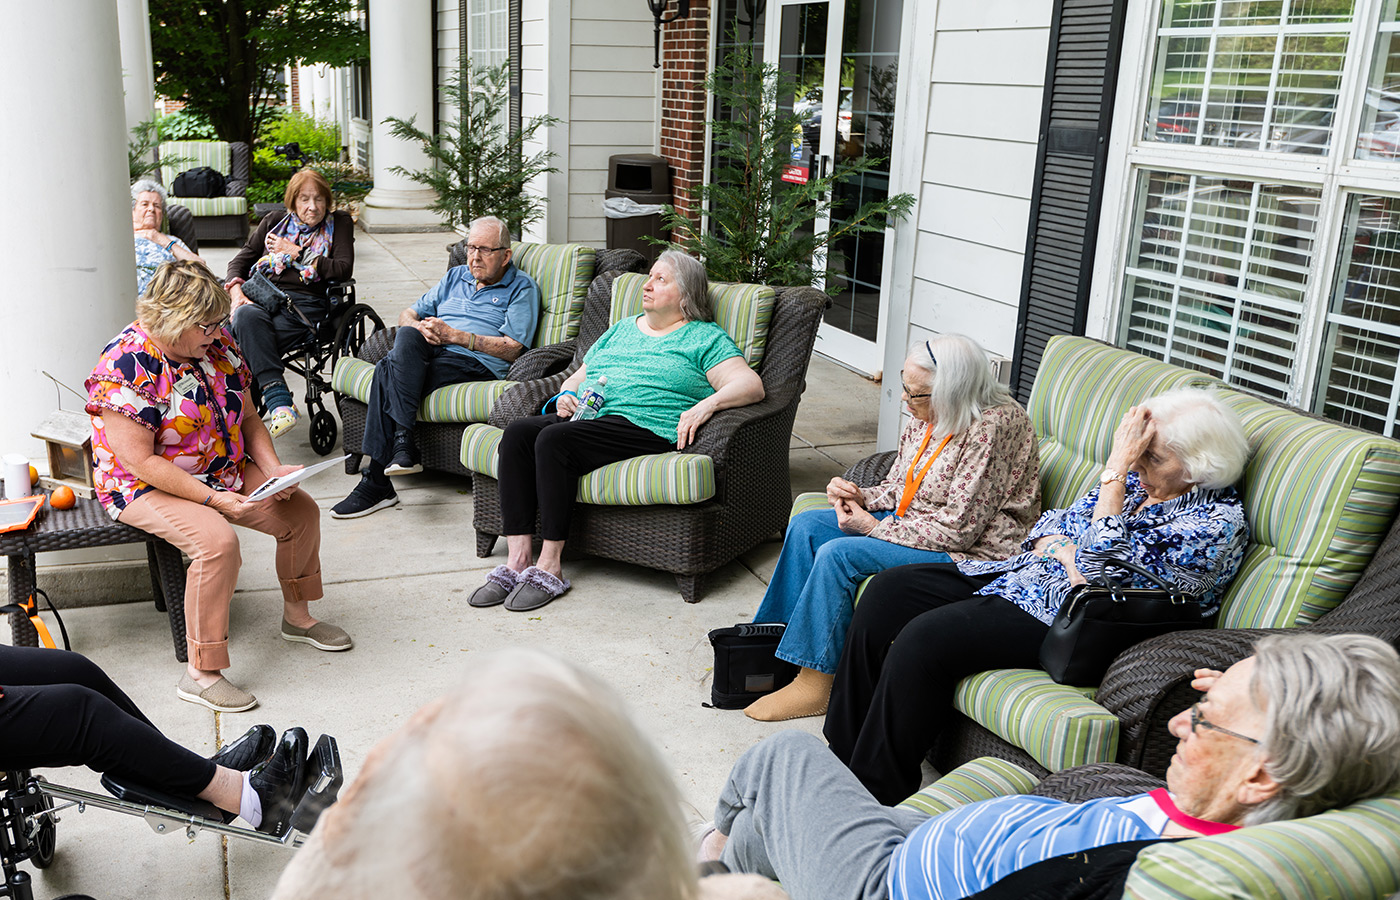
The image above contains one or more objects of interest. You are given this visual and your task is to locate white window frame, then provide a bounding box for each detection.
[1089,0,1400,414]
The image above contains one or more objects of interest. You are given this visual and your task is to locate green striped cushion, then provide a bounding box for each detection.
[789,492,831,520]
[159,141,232,185]
[167,197,247,217]
[610,273,775,369]
[1214,392,1400,628]
[333,356,513,423]
[511,241,595,347]
[460,426,716,504]
[1125,794,1400,900]
[1028,337,1222,510]
[954,669,1115,773]
[461,424,504,476]
[899,757,1040,817]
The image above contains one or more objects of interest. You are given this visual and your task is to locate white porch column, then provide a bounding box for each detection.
[360,0,444,231]
[0,1,134,459]
[116,0,155,160]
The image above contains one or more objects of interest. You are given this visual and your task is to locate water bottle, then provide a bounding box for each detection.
[572,375,608,421]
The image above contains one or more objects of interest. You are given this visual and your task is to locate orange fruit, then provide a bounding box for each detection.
[27,464,38,486]
[49,485,77,510]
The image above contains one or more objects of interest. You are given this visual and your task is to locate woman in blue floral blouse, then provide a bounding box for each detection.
[823,388,1252,804]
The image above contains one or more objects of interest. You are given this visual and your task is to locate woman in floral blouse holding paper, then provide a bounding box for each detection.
[86,260,350,714]
[744,334,1040,722]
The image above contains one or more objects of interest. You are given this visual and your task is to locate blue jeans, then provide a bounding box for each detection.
[751,508,951,674]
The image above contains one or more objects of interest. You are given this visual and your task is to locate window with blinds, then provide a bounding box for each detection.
[1110,0,1400,436]
[1120,171,1320,399]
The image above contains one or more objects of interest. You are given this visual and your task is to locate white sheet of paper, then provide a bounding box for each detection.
[245,455,349,502]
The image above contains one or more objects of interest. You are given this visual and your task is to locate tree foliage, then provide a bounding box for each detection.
[149,0,367,148]
[663,44,915,292]
[384,60,558,233]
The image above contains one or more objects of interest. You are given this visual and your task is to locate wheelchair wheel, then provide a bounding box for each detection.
[28,777,55,869]
[333,304,385,362]
[309,409,338,456]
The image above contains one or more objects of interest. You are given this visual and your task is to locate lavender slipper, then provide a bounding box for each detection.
[469,565,519,608]
[503,566,571,612]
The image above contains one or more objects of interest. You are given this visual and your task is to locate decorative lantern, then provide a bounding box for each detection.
[31,410,95,499]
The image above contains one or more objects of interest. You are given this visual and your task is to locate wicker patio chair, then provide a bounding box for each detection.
[461,269,829,603]
[158,141,250,243]
[332,244,646,478]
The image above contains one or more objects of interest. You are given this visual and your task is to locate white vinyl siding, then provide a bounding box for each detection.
[437,0,461,132]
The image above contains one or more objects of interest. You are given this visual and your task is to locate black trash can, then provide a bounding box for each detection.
[604,153,672,264]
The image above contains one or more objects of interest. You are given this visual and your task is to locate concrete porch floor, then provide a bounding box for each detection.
[17,229,883,898]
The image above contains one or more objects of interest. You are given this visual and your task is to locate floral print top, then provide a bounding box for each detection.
[134,235,190,297]
[85,321,251,520]
[959,472,1249,624]
[860,404,1041,560]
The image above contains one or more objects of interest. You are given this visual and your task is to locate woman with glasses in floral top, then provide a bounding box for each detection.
[743,334,1041,722]
[86,260,351,714]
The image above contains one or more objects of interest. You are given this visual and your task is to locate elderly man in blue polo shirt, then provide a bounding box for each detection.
[333,215,539,518]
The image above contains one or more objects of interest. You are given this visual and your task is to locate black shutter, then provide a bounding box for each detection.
[1009,0,1129,402]
[509,0,522,135]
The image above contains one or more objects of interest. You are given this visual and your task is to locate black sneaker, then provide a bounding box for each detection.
[250,727,308,837]
[330,476,399,519]
[210,724,276,771]
[385,429,423,476]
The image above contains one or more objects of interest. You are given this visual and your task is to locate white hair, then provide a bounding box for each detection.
[469,215,512,248]
[904,334,1015,438]
[271,648,696,900]
[1243,632,1400,825]
[131,179,167,207]
[1140,388,1250,490]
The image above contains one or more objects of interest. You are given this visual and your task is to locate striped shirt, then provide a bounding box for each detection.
[888,793,1162,900]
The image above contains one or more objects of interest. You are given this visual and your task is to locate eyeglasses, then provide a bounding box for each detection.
[1189,703,1259,745]
[899,370,931,400]
[465,244,508,256]
[196,318,230,336]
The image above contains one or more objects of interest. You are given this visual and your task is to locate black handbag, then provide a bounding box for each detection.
[1039,558,1208,686]
[706,624,798,709]
[241,269,289,315]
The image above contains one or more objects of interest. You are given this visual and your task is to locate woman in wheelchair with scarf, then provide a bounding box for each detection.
[225,168,354,438]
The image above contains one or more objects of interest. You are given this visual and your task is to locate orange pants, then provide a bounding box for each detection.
[118,460,323,671]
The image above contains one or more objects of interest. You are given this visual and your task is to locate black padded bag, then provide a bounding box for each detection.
[172,166,227,197]
[707,623,798,709]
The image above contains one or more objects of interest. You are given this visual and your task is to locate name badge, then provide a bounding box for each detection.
[174,373,200,398]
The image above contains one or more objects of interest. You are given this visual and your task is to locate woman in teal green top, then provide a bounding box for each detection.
[473,250,766,612]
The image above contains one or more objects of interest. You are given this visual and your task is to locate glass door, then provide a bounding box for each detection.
[765,0,904,374]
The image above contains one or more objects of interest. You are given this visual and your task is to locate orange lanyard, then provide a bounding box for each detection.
[897,425,953,517]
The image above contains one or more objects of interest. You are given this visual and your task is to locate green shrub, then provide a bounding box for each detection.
[258,110,342,162]
[157,109,217,141]
[247,179,291,205]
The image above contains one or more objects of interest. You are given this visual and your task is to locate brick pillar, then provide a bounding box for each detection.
[658,0,710,233]
[289,65,301,109]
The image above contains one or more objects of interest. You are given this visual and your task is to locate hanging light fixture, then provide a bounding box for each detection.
[647,0,691,69]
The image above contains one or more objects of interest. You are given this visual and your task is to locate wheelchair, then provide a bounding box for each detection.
[0,735,342,900]
[252,281,385,456]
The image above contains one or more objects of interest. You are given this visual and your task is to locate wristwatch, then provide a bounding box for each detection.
[1099,468,1127,486]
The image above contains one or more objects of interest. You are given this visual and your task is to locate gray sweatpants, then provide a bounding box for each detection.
[716,731,931,900]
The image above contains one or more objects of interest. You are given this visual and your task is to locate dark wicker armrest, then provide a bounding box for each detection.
[166,204,199,254]
[594,247,647,276]
[488,368,578,427]
[356,326,398,366]
[1032,763,1166,802]
[686,390,792,461]
[1096,627,1283,773]
[227,142,250,196]
[844,451,897,487]
[506,341,577,382]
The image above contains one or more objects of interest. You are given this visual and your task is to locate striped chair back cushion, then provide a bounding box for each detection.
[1031,336,1400,630]
[510,241,596,347]
[159,141,232,186]
[609,273,775,369]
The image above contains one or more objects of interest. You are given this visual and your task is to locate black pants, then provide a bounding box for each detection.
[230,290,329,388]
[363,326,494,466]
[0,645,216,796]
[822,563,1049,805]
[498,414,674,541]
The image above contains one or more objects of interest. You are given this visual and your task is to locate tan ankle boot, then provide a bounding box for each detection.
[743,667,835,722]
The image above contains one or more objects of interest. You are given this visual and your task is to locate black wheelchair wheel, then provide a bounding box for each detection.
[29,777,55,869]
[333,304,385,362]
[310,409,338,456]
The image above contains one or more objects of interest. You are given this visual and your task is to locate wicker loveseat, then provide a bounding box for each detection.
[823,335,1400,778]
[460,270,829,603]
[158,140,250,243]
[332,243,645,478]
[905,755,1400,899]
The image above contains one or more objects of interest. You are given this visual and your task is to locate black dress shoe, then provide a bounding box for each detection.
[250,727,308,837]
[210,724,276,771]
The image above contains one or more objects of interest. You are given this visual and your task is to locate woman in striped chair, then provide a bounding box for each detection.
[469,249,765,613]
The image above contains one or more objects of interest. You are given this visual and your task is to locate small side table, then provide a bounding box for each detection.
[0,482,189,662]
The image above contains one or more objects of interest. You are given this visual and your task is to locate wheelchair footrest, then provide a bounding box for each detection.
[99,774,225,823]
[289,733,342,835]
